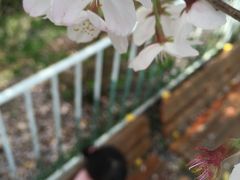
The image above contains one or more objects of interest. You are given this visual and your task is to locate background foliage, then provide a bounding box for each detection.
[0,1,75,89]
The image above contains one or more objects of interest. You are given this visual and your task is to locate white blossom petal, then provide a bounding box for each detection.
[129,43,163,71]
[48,0,71,25]
[61,8,89,26]
[230,163,240,180]
[161,15,176,37]
[23,0,50,17]
[136,0,153,9]
[133,16,155,46]
[87,11,108,32]
[184,0,226,30]
[160,7,198,58]
[164,42,199,58]
[189,39,203,45]
[67,20,100,43]
[48,0,90,26]
[166,3,185,18]
[101,0,136,36]
[108,33,129,53]
[136,6,152,20]
[162,4,193,38]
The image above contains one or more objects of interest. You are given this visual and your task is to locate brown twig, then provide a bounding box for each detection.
[206,0,240,22]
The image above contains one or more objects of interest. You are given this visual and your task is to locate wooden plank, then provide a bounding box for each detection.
[128,153,161,180]
[127,136,152,163]
[108,125,150,155]
[169,95,224,153]
[163,65,240,136]
[169,101,223,156]
[107,117,149,148]
[162,49,240,137]
[106,116,152,163]
[162,60,238,123]
[169,88,240,160]
[161,46,240,123]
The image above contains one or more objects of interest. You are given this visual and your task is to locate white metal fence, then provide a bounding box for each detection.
[0,38,111,178]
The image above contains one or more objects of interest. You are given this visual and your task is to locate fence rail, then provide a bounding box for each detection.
[0,38,111,106]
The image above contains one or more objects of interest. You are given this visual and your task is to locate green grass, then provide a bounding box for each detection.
[0,13,69,88]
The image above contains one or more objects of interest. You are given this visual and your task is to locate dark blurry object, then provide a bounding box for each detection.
[75,145,127,180]
[0,0,22,15]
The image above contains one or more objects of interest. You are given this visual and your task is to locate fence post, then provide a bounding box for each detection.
[51,75,62,154]
[24,91,41,159]
[92,50,104,136]
[120,43,137,117]
[108,51,121,127]
[74,63,83,138]
[0,110,16,177]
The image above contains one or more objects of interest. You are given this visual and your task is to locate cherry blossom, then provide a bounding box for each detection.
[129,41,198,71]
[129,0,227,71]
[47,0,137,36]
[23,0,152,36]
[99,0,137,36]
[47,0,90,26]
[67,10,129,53]
[23,0,229,67]
[130,5,199,71]
[67,20,101,43]
[133,7,155,46]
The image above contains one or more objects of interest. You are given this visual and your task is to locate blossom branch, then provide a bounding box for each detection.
[206,0,240,21]
[153,0,165,43]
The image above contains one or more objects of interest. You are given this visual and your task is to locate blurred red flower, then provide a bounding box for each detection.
[188,146,228,180]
